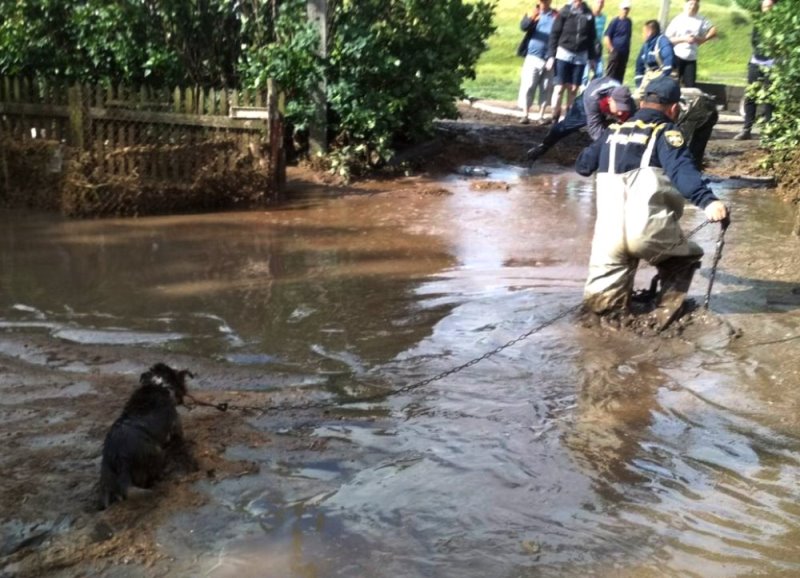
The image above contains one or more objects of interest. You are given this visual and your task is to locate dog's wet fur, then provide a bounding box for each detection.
[98,363,195,510]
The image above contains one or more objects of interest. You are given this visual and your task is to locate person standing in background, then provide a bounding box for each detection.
[665,0,716,88]
[546,0,597,123]
[634,20,674,99]
[517,0,559,124]
[603,0,632,82]
[734,0,777,140]
[583,0,607,85]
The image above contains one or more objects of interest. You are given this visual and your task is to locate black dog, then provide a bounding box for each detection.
[98,363,194,509]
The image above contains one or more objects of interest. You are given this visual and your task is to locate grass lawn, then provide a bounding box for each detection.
[463,0,754,101]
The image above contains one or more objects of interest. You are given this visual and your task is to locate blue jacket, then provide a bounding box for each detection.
[521,10,558,59]
[575,108,718,209]
[634,34,674,87]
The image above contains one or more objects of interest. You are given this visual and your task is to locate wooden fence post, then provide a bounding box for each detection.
[268,79,286,198]
[307,0,328,155]
[0,124,9,199]
[67,84,89,150]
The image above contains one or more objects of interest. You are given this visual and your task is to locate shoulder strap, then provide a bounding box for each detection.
[607,124,625,175]
[641,123,666,169]
[653,36,664,67]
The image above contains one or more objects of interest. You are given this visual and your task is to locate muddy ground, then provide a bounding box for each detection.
[1,101,797,577]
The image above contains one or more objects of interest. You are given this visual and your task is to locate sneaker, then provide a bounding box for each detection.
[519,117,530,125]
[733,130,751,141]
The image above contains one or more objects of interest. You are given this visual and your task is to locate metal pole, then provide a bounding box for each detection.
[659,0,671,31]
[703,221,729,310]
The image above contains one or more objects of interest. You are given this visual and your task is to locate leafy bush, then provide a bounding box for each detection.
[323,0,495,174]
[0,0,242,86]
[753,1,800,152]
[238,0,323,130]
[240,0,496,177]
[0,0,495,177]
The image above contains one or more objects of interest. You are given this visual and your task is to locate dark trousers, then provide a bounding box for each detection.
[541,93,588,151]
[688,107,717,167]
[605,50,629,83]
[674,56,697,88]
[743,62,773,131]
[676,94,718,168]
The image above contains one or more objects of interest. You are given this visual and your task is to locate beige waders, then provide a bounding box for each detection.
[583,124,703,328]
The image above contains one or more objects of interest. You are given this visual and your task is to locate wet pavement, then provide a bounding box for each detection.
[1,162,800,577]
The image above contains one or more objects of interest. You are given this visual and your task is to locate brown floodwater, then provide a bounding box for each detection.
[1,164,800,577]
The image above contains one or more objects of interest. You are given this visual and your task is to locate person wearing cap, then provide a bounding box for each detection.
[603,0,633,82]
[527,76,634,163]
[575,76,729,329]
[665,0,717,88]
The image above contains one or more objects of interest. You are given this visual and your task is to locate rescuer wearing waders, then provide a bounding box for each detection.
[575,76,729,330]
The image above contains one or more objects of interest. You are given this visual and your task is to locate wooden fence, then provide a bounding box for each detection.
[0,77,285,215]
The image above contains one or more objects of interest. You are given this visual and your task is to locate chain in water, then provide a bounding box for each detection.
[215,303,582,415]
[200,220,716,415]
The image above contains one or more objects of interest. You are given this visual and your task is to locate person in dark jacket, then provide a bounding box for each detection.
[734,0,777,140]
[603,0,633,82]
[545,0,597,123]
[575,76,729,329]
[527,76,634,162]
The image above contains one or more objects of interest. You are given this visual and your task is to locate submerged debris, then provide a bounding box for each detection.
[457,166,490,177]
[470,180,510,191]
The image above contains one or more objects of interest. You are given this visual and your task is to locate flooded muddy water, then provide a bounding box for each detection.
[2,164,800,577]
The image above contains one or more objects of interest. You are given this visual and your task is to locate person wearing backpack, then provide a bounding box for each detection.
[545,0,598,123]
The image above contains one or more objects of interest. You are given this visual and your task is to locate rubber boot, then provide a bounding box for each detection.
[653,258,699,331]
[526,144,547,163]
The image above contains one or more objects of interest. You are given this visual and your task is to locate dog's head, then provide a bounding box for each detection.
[139,362,194,405]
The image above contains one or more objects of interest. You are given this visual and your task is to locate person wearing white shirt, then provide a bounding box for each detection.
[665,0,717,87]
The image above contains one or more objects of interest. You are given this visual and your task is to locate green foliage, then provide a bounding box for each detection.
[0,0,242,86]
[733,0,760,12]
[239,0,322,128]
[322,0,495,174]
[0,0,496,176]
[753,2,800,151]
[241,0,496,177]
